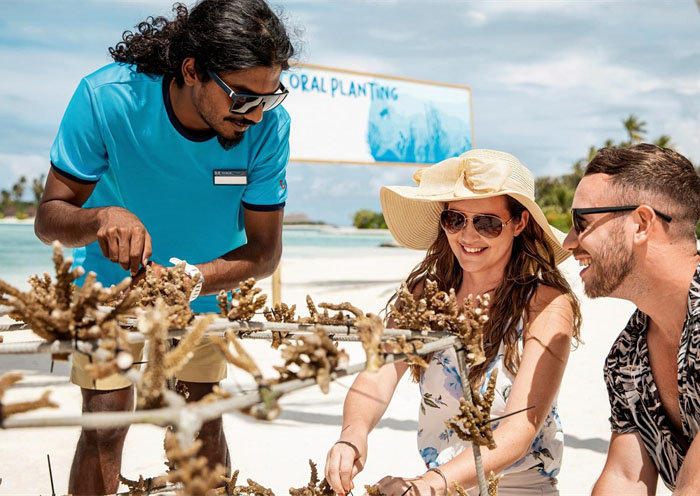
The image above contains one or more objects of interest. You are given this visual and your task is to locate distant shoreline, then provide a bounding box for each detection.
[0,217,34,225]
[0,218,391,234]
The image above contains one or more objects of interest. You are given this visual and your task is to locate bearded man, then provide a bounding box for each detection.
[33,0,294,493]
[563,144,700,495]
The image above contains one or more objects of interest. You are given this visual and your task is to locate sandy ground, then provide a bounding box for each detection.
[0,248,672,495]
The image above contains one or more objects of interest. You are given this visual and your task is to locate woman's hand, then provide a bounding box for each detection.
[325,438,367,496]
[365,474,441,496]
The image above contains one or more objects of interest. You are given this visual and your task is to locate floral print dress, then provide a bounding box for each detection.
[416,324,563,485]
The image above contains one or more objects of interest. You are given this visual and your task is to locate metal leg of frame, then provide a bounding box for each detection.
[455,346,488,496]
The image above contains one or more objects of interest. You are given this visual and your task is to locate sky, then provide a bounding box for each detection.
[1,0,699,225]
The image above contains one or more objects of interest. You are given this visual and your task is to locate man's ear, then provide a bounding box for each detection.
[632,205,655,246]
[181,57,199,87]
[514,210,530,236]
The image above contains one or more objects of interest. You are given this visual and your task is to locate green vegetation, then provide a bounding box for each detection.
[352,209,387,229]
[0,174,43,219]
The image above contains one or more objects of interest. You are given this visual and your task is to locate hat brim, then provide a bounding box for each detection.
[380,186,571,265]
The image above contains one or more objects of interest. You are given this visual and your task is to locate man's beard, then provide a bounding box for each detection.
[194,100,249,150]
[217,133,244,150]
[583,228,634,298]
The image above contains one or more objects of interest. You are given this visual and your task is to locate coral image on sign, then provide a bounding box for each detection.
[280,64,473,165]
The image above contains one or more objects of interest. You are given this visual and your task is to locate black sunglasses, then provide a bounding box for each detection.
[207,70,288,114]
[571,205,672,235]
[440,210,514,238]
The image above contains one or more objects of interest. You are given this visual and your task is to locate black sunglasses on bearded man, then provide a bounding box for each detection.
[207,70,288,114]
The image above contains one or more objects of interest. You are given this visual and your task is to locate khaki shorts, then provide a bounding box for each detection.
[71,337,227,390]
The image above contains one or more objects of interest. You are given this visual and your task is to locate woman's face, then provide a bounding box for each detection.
[444,196,529,276]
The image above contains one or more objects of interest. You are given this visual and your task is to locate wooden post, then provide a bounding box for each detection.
[455,346,489,496]
[272,264,282,306]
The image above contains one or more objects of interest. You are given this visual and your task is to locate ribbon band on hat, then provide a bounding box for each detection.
[413,154,513,197]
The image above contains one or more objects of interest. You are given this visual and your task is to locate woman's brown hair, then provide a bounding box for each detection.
[387,196,582,387]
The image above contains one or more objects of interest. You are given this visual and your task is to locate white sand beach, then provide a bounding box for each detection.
[0,247,672,495]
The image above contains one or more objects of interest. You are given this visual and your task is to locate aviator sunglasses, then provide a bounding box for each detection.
[571,205,672,235]
[207,70,289,114]
[440,209,514,238]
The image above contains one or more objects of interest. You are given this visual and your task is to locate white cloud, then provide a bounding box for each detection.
[463,10,487,27]
[496,51,700,101]
[0,153,48,198]
[665,117,700,165]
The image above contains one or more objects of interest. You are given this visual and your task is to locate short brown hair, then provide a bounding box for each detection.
[585,143,700,239]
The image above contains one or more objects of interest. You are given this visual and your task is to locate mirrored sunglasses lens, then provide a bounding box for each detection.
[440,210,465,233]
[263,93,286,110]
[473,215,503,238]
[230,96,263,113]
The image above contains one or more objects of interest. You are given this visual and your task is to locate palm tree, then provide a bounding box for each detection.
[653,135,674,149]
[11,176,27,203]
[31,174,45,204]
[622,114,647,145]
[0,190,10,209]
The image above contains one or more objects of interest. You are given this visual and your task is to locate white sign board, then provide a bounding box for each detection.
[280,64,473,166]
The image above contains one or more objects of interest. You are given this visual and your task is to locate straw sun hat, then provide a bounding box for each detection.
[379,148,571,265]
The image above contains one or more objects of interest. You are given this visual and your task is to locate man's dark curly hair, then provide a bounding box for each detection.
[109,0,294,85]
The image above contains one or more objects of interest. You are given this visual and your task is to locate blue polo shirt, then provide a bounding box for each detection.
[49,63,290,312]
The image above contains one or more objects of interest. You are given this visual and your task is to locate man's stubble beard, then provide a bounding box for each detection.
[584,227,635,299]
[194,98,245,150]
[217,133,243,150]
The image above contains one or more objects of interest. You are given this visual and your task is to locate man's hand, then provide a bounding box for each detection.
[96,207,152,274]
[129,261,165,288]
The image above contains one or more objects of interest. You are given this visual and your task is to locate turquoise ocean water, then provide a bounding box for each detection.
[0,224,394,289]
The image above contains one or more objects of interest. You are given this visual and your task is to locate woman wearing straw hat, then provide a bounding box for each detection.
[324,149,581,495]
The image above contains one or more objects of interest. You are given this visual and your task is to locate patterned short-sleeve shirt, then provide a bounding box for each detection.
[604,260,700,490]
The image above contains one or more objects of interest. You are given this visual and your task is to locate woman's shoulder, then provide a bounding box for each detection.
[525,284,575,336]
[527,284,572,314]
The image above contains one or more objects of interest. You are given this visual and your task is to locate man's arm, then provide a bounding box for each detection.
[35,167,153,274]
[195,206,283,295]
[673,435,700,495]
[592,431,658,495]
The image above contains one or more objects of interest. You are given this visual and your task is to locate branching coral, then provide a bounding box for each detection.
[264,303,297,323]
[211,331,263,382]
[274,329,349,394]
[0,372,58,419]
[264,303,296,348]
[355,313,384,372]
[132,262,194,328]
[136,302,212,409]
[453,472,501,496]
[444,369,498,449]
[119,474,168,495]
[164,430,228,496]
[390,280,489,365]
[381,335,428,368]
[165,315,214,376]
[364,485,385,496]
[0,242,138,342]
[218,279,267,321]
[289,460,334,496]
[230,476,275,496]
[210,331,280,420]
[297,297,356,326]
[136,301,170,409]
[487,471,502,496]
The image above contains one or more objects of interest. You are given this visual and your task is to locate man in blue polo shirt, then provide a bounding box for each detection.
[34,0,295,493]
